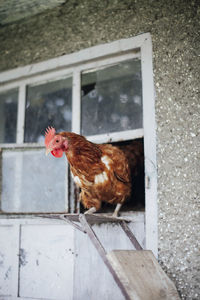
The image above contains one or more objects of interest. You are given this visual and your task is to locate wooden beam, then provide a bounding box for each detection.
[79,214,132,300]
[107,250,180,300]
[120,221,143,250]
[37,213,131,224]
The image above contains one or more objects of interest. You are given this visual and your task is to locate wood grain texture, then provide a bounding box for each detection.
[38,213,133,224]
[73,221,145,300]
[107,250,180,300]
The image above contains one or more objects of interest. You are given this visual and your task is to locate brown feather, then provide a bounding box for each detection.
[56,132,131,211]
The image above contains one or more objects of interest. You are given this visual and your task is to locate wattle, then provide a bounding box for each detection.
[51,149,63,158]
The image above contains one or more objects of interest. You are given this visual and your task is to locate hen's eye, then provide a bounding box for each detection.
[56,139,59,143]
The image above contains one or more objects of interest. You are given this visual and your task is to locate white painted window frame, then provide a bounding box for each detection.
[0,33,157,256]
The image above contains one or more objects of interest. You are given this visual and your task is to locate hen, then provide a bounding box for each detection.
[45,127,131,216]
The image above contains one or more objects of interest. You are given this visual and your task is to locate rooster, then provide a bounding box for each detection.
[44,127,132,217]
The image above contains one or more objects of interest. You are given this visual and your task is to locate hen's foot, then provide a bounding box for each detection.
[84,207,97,215]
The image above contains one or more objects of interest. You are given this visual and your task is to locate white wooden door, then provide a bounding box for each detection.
[0,213,144,300]
[0,220,74,300]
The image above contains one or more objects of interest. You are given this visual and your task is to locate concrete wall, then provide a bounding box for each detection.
[0,0,199,299]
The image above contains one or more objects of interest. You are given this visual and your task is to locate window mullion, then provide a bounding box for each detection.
[72,70,81,134]
[70,70,81,213]
[16,84,26,143]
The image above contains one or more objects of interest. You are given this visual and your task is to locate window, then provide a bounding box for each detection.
[24,77,72,143]
[0,89,18,143]
[0,33,157,255]
[0,78,72,213]
[81,59,142,136]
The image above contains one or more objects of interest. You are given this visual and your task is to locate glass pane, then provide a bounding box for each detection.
[81,59,142,136]
[0,89,18,143]
[24,77,72,143]
[1,149,67,213]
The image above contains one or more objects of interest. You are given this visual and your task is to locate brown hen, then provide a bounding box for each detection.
[45,127,131,216]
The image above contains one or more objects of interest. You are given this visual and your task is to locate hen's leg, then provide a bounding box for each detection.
[84,207,97,214]
[78,192,82,202]
[112,203,122,217]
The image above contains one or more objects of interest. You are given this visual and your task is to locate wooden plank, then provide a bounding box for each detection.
[79,214,131,300]
[120,221,143,250]
[107,250,180,300]
[86,128,144,144]
[73,218,144,300]
[141,35,158,258]
[0,226,15,297]
[19,224,74,299]
[37,213,132,224]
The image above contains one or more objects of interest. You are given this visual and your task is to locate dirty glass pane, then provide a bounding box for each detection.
[0,89,18,143]
[1,149,67,213]
[24,77,72,143]
[81,59,142,136]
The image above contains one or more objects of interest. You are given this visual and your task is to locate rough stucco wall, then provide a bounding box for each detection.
[0,0,199,299]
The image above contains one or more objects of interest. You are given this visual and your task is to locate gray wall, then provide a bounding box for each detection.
[0,0,199,299]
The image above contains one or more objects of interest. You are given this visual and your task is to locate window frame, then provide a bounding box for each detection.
[0,33,157,256]
[0,50,143,145]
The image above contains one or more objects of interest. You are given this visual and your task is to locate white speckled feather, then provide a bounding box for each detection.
[94,171,108,184]
[101,155,111,170]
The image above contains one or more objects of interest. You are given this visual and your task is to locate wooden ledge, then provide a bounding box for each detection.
[37,213,132,224]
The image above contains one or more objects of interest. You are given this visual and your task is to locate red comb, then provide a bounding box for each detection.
[45,126,56,147]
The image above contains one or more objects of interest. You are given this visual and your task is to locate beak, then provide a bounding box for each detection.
[45,148,52,156]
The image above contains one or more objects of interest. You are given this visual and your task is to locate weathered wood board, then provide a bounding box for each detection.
[19,224,74,299]
[0,225,16,297]
[73,215,145,300]
[107,250,180,300]
[38,213,133,224]
[0,214,145,299]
